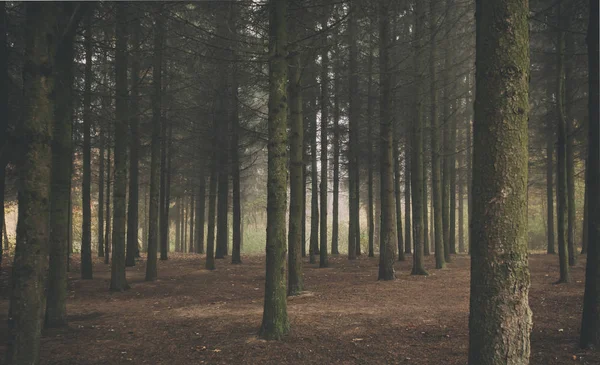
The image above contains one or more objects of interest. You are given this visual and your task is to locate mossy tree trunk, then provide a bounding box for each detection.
[579,0,599,349]
[6,3,56,363]
[378,0,396,280]
[468,0,532,363]
[259,0,290,340]
[287,11,303,294]
[145,3,163,281]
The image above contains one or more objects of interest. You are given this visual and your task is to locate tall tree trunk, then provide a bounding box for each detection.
[466,73,473,255]
[259,0,290,340]
[79,11,93,279]
[410,0,427,276]
[110,2,130,292]
[215,4,231,260]
[441,0,451,263]
[430,0,444,267]
[449,96,458,255]
[367,32,375,259]
[564,5,576,267]
[556,1,569,283]
[581,157,588,254]
[331,50,340,256]
[288,14,303,294]
[47,3,78,327]
[231,75,242,264]
[98,135,105,257]
[580,0,599,348]
[347,0,359,260]
[0,1,6,270]
[159,57,169,261]
[319,5,329,268]
[126,8,141,267]
[145,3,163,281]
[309,63,319,264]
[6,3,57,362]
[378,0,396,280]
[468,0,532,363]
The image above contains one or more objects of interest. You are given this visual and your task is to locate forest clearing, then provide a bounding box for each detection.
[0,254,596,365]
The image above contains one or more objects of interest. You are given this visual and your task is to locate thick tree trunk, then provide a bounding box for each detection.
[47,3,78,328]
[259,0,290,340]
[394,141,405,261]
[6,4,56,363]
[0,1,6,270]
[449,97,458,255]
[564,6,576,267]
[145,3,163,281]
[378,0,396,280]
[410,0,427,276]
[468,0,532,363]
[580,0,599,348]
[287,17,303,294]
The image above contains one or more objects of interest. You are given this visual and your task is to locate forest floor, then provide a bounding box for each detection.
[0,253,597,365]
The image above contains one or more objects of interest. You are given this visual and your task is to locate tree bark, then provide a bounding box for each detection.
[288,13,303,294]
[468,0,532,363]
[378,0,396,280]
[110,2,130,292]
[6,4,57,363]
[579,0,599,348]
[126,7,141,267]
[145,3,163,281]
[347,0,359,260]
[259,0,290,340]
[319,5,329,268]
[47,2,78,328]
[410,0,427,276]
[556,1,569,283]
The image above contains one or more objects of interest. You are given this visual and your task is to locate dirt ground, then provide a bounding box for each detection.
[0,253,597,365]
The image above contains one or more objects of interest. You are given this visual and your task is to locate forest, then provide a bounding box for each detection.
[0,0,598,364]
